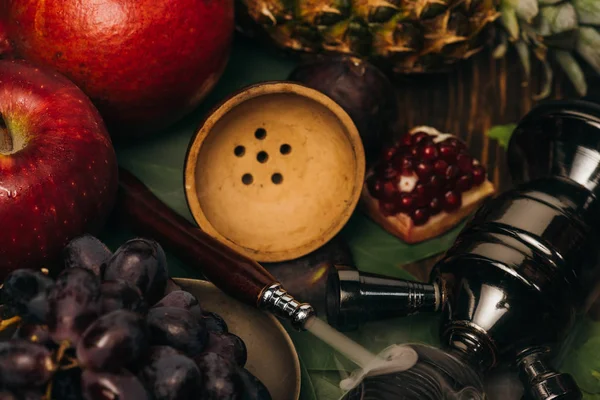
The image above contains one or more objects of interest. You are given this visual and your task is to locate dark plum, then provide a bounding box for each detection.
[288,56,398,166]
[103,238,168,306]
[202,312,228,333]
[164,279,182,295]
[81,369,150,400]
[13,324,52,346]
[195,352,238,400]
[203,332,247,367]
[146,307,208,357]
[237,368,272,400]
[77,310,149,371]
[139,348,203,400]
[63,235,112,278]
[153,291,202,319]
[1,269,53,322]
[47,267,101,345]
[51,368,84,400]
[0,340,55,388]
[100,280,147,315]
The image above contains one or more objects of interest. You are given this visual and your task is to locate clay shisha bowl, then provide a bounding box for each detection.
[184,82,365,263]
[0,279,301,400]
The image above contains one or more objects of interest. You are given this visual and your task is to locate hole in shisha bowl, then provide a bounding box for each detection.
[234,145,245,157]
[242,174,253,185]
[255,128,267,140]
[257,151,269,163]
[272,173,283,184]
[280,144,291,155]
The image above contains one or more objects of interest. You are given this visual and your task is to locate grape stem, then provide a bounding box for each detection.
[55,340,71,364]
[60,356,79,370]
[0,315,21,331]
[44,379,53,400]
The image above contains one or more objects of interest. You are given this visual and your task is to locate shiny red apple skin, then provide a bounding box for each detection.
[0,60,118,278]
[1,0,234,139]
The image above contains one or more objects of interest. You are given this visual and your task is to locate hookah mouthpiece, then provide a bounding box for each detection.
[258,283,316,331]
[326,265,444,331]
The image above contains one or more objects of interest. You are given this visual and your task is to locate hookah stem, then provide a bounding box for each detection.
[116,168,380,369]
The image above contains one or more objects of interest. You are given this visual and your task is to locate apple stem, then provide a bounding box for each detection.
[0,114,12,154]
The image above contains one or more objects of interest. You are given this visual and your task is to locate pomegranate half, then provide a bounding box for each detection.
[361,126,495,244]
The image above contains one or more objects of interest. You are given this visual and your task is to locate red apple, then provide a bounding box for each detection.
[0,0,234,139]
[0,59,118,278]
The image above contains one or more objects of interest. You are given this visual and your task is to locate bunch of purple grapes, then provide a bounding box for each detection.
[0,235,272,400]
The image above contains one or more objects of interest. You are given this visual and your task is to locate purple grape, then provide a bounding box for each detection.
[47,267,101,345]
[138,347,203,400]
[13,324,52,346]
[81,369,150,400]
[164,279,182,295]
[203,332,247,367]
[103,238,168,306]
[153,291,202,319]
[195,352,238,400]
[146,307,208,357]
[63,235,111,278]
[202,312,228,333]
[101,280,147,315]
[1,269,53,322]
[77,310,149,371]
[51,368,84,400]
[0,340,54,388]
[237,369,272,400]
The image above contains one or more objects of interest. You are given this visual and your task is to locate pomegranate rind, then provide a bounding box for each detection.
[360,180,495,244]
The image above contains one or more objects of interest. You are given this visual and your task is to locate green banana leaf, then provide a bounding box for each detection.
[99,37,599,400]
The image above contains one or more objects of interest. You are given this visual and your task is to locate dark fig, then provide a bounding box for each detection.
[288,55,398,166]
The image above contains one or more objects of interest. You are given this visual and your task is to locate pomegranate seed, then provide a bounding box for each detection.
[381,181,399,201]
[429,197,442,215]
[375,163,398,180]
[399,193,416,213]
[472,165,486,185]
[429,175,445,195]
[439,144,458,162]
[379,201,400,216]
[410,146,420,158]
[367,176,385,199]
[381,146,398,162]
[413,184,431,208]
[416,162,434,180]
[456,173,473,192]
[422,144,439,161]
[399,134,413,147]
[457,154,473,173]
[412,132,429,145]
[443,190,462,212]
[445,165,459,180]
[400,157,415,175]
[444,178,457,191]
[411,208,430,226]
[447,138,466,150]
[434,160,448,176]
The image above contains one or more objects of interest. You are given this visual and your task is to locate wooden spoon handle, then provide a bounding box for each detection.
[115,167,278,307]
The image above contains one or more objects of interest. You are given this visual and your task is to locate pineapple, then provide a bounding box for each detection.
[237,0,600,98]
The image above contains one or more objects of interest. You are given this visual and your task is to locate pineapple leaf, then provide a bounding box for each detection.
[554,50,587,96]
[573,0,600,25]
[515,40,531,77]
[533,60,554,100]
[540,3,579,35]
[486,124,517,149]
[577,27,600,75]
[500,3,520,39]
[514,0,539,22]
